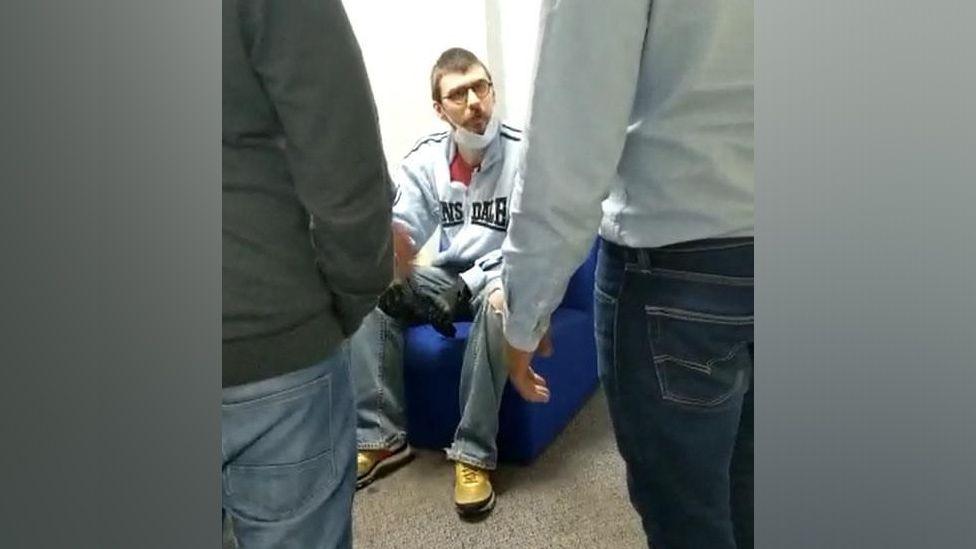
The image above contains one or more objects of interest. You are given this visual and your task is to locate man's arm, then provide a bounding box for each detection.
[391,161,440,257]
[501,0,650,398]
[241,0,394,335]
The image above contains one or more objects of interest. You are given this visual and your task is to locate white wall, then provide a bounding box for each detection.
[487,0,543,131]
[342,0,542,165]
[342,0,488,165]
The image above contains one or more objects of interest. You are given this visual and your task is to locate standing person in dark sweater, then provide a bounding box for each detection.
[222,0,393,546]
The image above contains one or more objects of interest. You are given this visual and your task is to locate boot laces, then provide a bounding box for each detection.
[460,463,480,484]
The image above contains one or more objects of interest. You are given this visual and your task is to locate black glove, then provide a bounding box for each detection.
[415,288,457,338]
[377,279,459,338]
[455,278,473,306]
[418,278,472,338]
[377,279,410,319]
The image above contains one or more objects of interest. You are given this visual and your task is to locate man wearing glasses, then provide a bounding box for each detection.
[349,48,523,519]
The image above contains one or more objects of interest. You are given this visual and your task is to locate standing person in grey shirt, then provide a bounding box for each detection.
[501,1,754,548]
[222,0,394,546]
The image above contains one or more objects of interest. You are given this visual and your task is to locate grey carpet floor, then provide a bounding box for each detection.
[225,389,646,548]
[353,389,644,549]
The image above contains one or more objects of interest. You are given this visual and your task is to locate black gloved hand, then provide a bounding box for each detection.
[418,278,473,338]
[455,278,473,306]
[414,286,457,338]
[376,279,458,338]
[377,279,410,319]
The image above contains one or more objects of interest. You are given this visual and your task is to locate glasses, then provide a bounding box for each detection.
[441,79,493,105]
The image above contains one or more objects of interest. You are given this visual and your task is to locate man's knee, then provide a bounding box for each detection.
[475,284,506,341]
[481,281,505,315]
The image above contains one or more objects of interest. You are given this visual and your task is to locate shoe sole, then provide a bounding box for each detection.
[356,445,414,490]
[455,490,496,519]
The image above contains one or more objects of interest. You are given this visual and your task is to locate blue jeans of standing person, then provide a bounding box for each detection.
[222,345,355,549]
[595,237,754,549]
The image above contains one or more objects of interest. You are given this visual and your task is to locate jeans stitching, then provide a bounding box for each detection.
[624,263,753,286]
[653,340,746,375]
[659,366,746,408]
[225,448,337,522]
[358,435,403,451]
[654,354,714,375]
[376,314,390,436]
[593,287,617,353]
[642,267,753,286]
[654,342,749,407]
[611,267,626,403]
[646,301,751,407]
[222,370,331,409]
[645,306,754,325]
[327,361,337,482]
[447,448,495,471]
[594,285,616,302]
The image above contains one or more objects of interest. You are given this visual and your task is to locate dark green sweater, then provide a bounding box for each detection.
[222,0,393,387]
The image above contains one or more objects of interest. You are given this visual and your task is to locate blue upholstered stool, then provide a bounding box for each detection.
[402,245,599,464]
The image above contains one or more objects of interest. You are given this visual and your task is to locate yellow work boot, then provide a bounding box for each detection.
[356,443,413,490]
[453,461,496,517]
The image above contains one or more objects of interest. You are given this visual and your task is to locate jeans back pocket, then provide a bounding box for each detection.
[223,370,337,523]
[646,306,753,409]
[225,447,336,523]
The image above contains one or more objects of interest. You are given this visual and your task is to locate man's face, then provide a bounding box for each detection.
[434,66,495,135]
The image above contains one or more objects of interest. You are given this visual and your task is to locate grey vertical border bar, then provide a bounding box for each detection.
[757,1,976,547]
[1,1,220,547]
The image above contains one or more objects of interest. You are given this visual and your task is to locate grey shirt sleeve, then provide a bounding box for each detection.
[241,0,394,335]
[501,0,650,350]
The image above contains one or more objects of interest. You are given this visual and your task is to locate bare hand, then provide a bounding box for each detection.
[504,331,554,403]
[392,222,416,279]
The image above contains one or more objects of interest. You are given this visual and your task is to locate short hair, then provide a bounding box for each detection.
[430,47,492,102]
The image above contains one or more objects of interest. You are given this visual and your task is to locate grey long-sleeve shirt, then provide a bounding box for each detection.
[502,0,754,350]
[222,0,393,386]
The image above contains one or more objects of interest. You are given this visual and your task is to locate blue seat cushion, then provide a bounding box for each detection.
[402,306,598,464]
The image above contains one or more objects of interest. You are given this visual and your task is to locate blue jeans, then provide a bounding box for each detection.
[595,238,754,549]
[351,266,508,470]
[222,346,355,549]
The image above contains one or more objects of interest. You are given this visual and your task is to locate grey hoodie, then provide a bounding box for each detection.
[393,124,524,295]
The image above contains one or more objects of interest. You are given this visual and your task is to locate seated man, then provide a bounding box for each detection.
[350,47,523,518]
